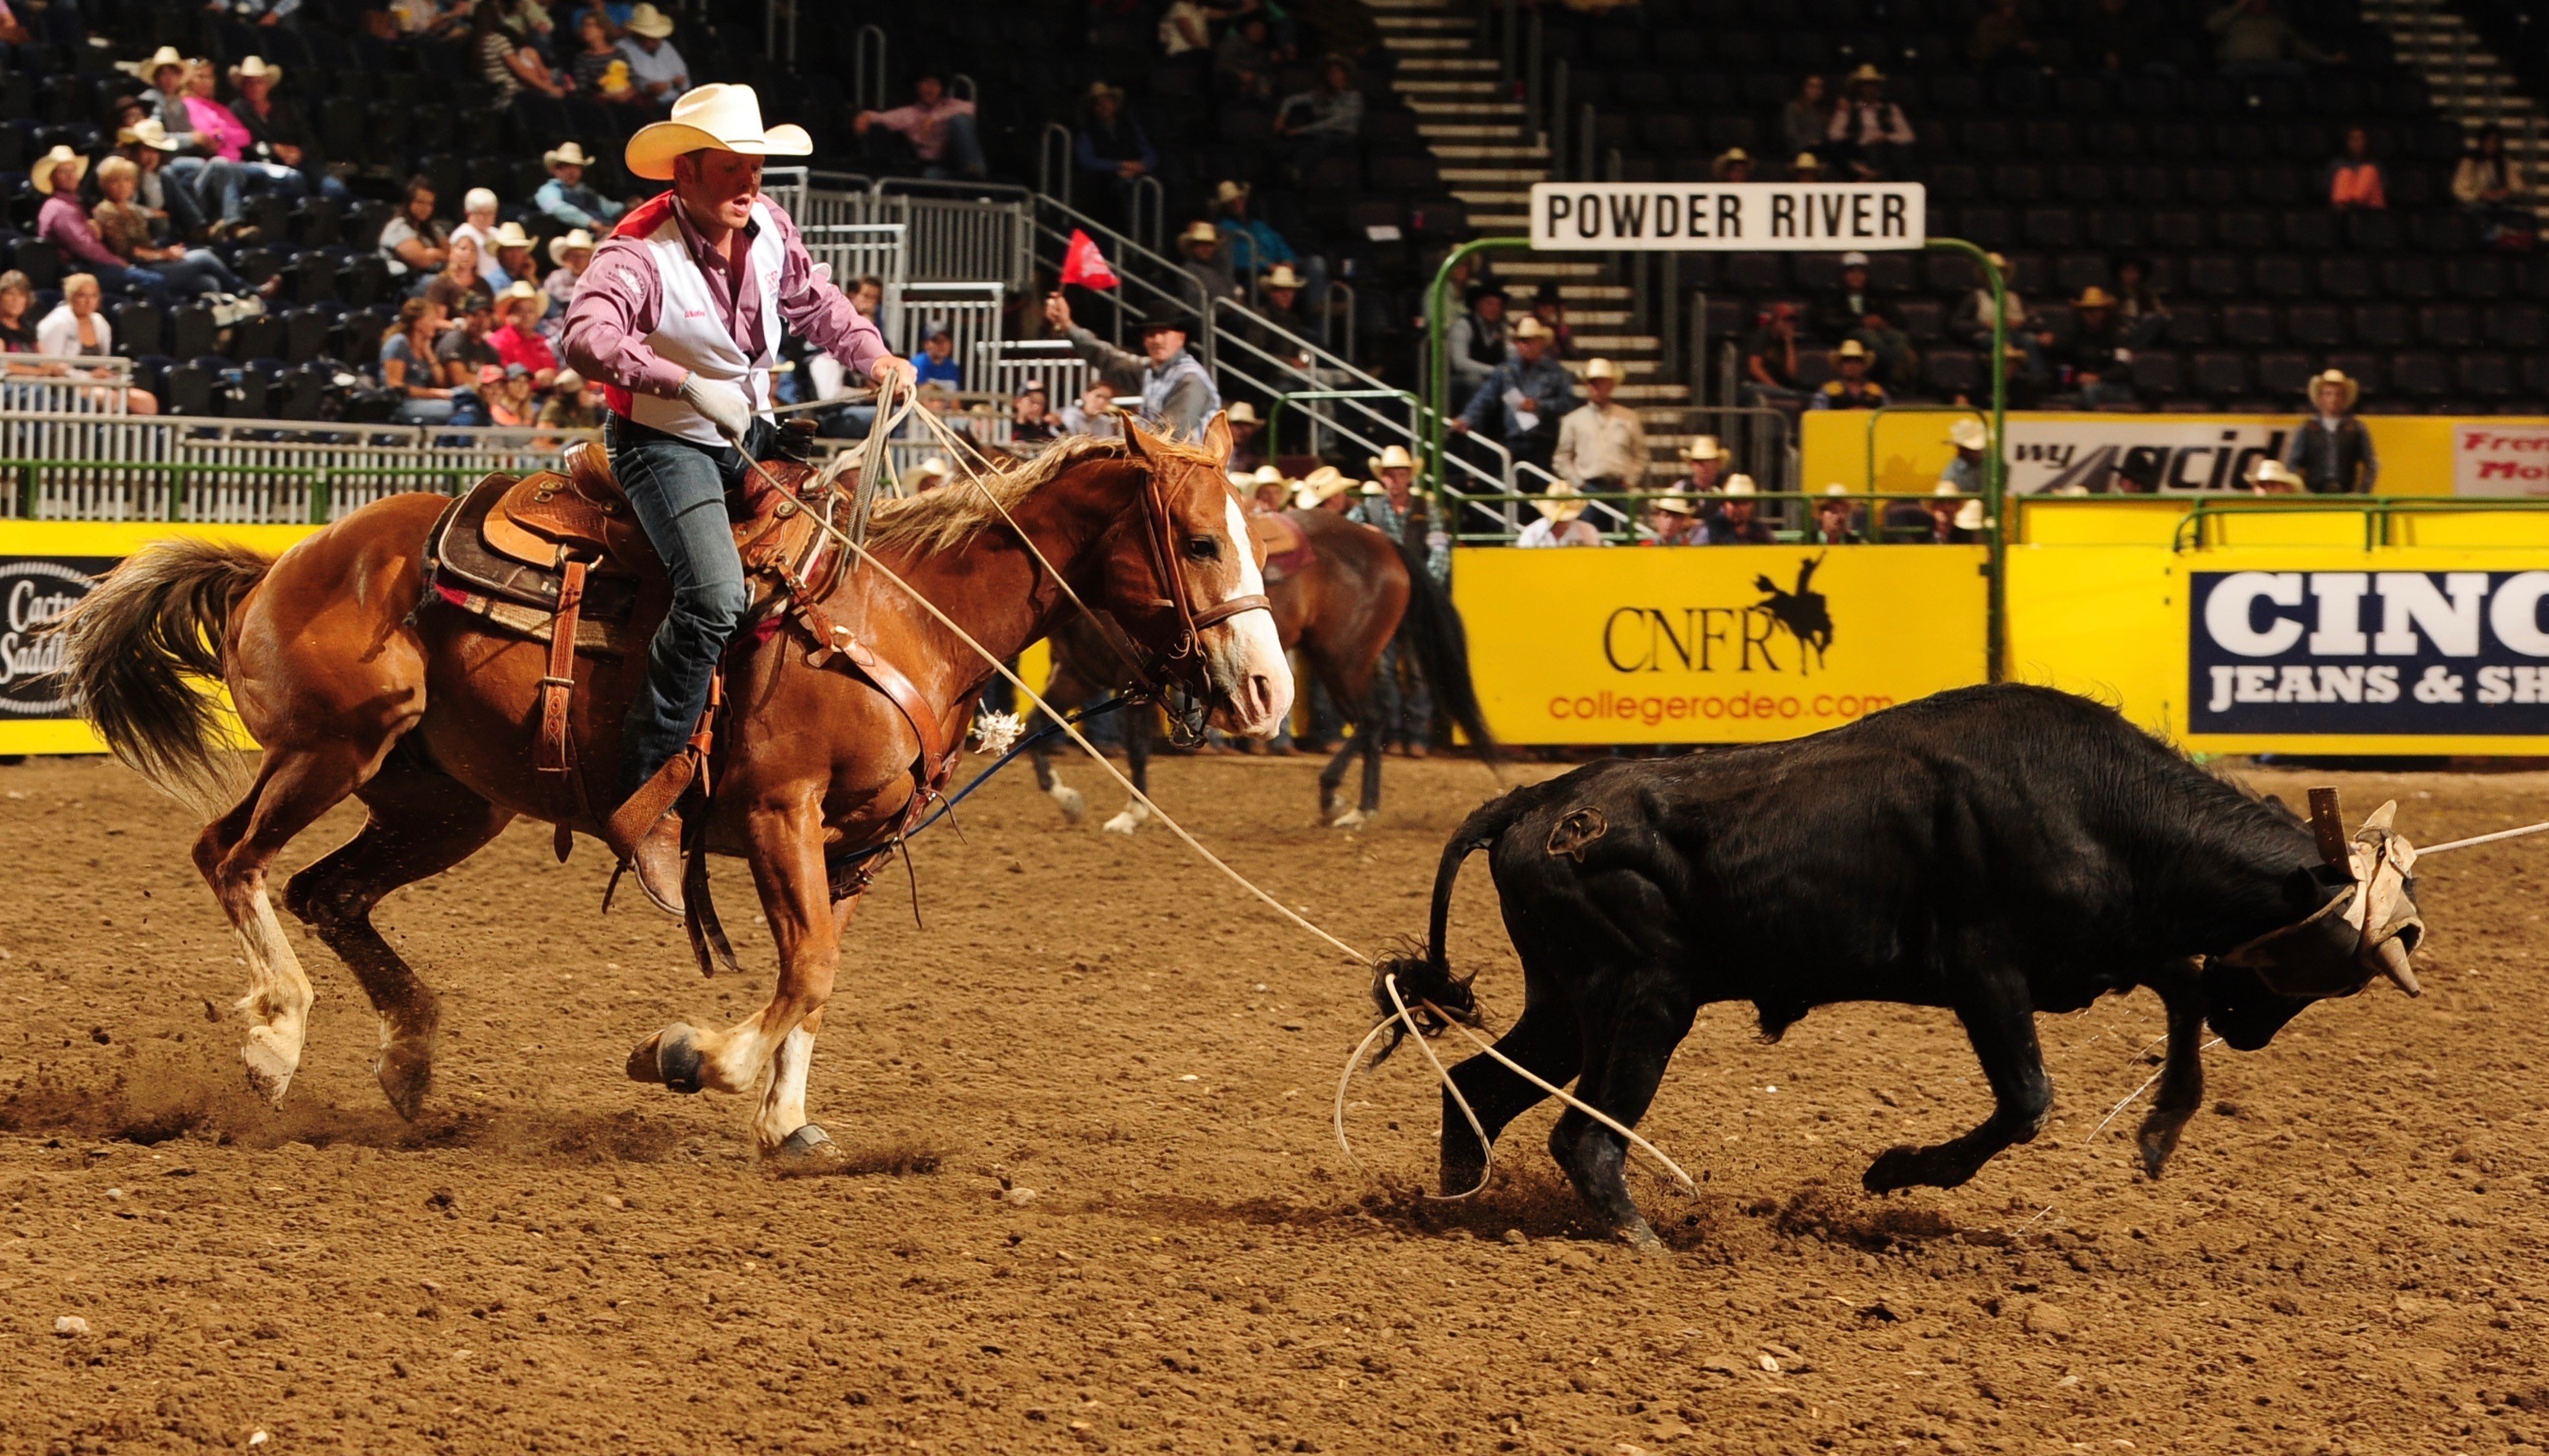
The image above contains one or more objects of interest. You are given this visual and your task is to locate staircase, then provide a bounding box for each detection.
[2361,0,2549,220]
[1367,0,1695,486]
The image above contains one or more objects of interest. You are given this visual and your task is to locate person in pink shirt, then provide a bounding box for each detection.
[183,58,313,210]
[487,282,559,384]
[558,83,911,911]
[851,73,985,180]
[2327,124,2387,210]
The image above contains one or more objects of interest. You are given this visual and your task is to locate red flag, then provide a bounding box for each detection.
[1058,229,1118,290]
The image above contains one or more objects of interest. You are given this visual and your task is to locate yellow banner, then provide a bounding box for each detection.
[1453,543,1989,744]
[0,522,319,756]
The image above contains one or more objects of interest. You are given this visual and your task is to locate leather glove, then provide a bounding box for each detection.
[678,373,754,444]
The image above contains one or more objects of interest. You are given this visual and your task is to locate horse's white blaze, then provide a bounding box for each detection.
[1206,496,1293,737]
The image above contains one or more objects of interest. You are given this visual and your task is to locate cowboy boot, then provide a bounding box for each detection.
[627,810,686,916]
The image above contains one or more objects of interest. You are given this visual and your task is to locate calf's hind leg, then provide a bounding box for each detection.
[1439,992,1583,1194]
[1546,986,1698,1251]
[1863,978,2052,1194]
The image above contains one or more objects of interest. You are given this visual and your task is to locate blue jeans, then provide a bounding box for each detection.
[1371,634,1431,748]
[146,249,243,298]
[608,412,774,795]
[164,156,246,226]
[925,112,987,180]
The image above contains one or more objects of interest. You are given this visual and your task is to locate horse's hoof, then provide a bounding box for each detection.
[374,1042,432,1122]
[239,1029,298,1106]
[770,1124,837,1162]
[1100,805,1149,835]
[625,1032,663,1085]
[654,1023,705,1094]
[1329,809,1370,831]
[1050,785,1086,823]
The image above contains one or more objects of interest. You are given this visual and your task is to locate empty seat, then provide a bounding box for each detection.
[2286,303,2346,348]
[2215,210,2272,250]
[2191,350,2251,399]
[2086,209,2143,250]
[2151,210,2208,250]
[2459,352,2517,399]
[2021,120,2077,158]
[168,303,217,360]
[2129,350,2183,396]
[1896,298,1945,342]
[2344,211,2401,250]
[2220,302,2278,347]
[2448,257,2509,300]
[2256,351,2316,395]
[2243,165,2305,206]
[2487,305,2545,348]
[1924,349,1982,397]
[2022,207,2078,249]
[2183,166,2240,205]
[2408,211,2473,253]
[1991,163,2045,202]
[2251,256,2310,298]
[2055,163,2109,203]
[165,362,217,417]
[2327,351,2387,393]
[2054,254,2110,294]
[1723,253,1787,292]
[2119,166,2175,204]
[2167,305,2216,347]
[2381,257,2440,300]
[2279,209,2338,251]
[114,299,165,358]
[2419,303,2477,347]
[2389,351,2450,399]
[2317,255,2375,300]
[2185,255,2246,298]
[2351,303,2411,347]
[1962,118,2015,156]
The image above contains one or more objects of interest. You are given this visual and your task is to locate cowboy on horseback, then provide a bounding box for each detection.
[560,83,915,914]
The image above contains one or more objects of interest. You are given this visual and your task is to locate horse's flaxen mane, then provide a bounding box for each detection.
[863,429,1232,554]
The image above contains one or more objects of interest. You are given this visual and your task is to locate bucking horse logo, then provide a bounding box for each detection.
[1754,554,1833,674]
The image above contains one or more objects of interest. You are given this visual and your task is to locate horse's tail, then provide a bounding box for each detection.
[1390,538,1500,763]
[1367,790,1529,1058]
[55,536,272,812]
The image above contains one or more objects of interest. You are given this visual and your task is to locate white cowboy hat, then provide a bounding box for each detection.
[1509,315,1552,341]
[1681,435,1723,462]
[30,146,86,195]
[486,221,537,251]
[1262,263,1306,290]
[1536,481,1589,522]
[1214,179,1250,204]
[548,227,596,264]
[1250,464,1286,487]
[912,454,950,479]
[1298,465,1354,504]
[1819,482,1854,502]
[1953,498,1987,531]
[1832,338,1871,362]
[1931,479,1967,498]
[122,45,187,82]
[1840,250,1871,268]
[1583,357,1619,381]
[229,54,282,82]
[1949,416,1990,450]
[2309,368,2359,410]
[1792,152,1823,171]
[625,2,676,38]
[626,83,811,181]
[543,141,598,170]
[2247,458,2304,491]
[1178,220,1219,247]
[1226,400,1259,425]
[118,118,182,152]
[498,279,540,305]
[1722,474,1759,497]
[1651,491,1699,517]
[1359,479,1386,496]
[1367,444,1417,474]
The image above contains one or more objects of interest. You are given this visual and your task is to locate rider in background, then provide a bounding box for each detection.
[561,83,913,914]
[1042,294,1222,442]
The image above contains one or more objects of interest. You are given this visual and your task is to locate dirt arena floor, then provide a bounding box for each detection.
[2,743,2547,1455]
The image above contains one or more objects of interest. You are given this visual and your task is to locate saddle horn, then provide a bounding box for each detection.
[2307,786,2353,879]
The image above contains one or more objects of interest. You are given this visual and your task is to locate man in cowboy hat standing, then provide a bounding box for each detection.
[1443,282,1508,410]
[535,142,626,232]
[2279,368,2378,493]
[560,82,910,913]
[1450,314,1575,478]
[1042,294,1222,441]
[1553,358,1650,496]
[1350,457,1442,756]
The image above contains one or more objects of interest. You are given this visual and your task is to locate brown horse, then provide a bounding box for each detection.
[57,418,1289,1155]
[1029,508,1493,831]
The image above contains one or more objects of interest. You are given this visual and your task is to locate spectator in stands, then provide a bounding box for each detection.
[1680,437,1727,494]
[1918,482,1985,543]
[436,293,503,394]
[534,143,625,231]
[1246,465,1288,514]
[2454,125,2531,243]
[1355,446,1447,584]
[1275,54,1364,174]
[2245,458,2303,494]
[379,178,450,287]
[1046,296,1222,440]
[34,148,173,302]
[1807,486,1864,545]
[1812,339,1889,410]
[1702,476,1775,545]
[1939,417,1990,494]
[1967,0,2037,66]
[1178,221,1244,309]
[1074,83,1157,212]
[92,158,248,299]
[1518,482,1603,547]
[1449,315,1574,477]
[616,4,689,105]
[1741,302,1811,409]
[1947,252,2047,385]
[489,222,539,296]
[449,189,508,289]
[482,363,538,426]
[426,234,494,315]
[1780,75,1832,162]
[910,322,963,389]
[1251,264,1311,348]
[2326,126,2386,210]
[1825,65,1914,181]
[854,74,987,182]
[2054,286,2132,406]
[38,276,159,414]
[1226,399,1266,470]
[2207,0,2342,77]
[0,272,36,357]
[2083,0,2156,73]
[1713,148,1753,183]
[1644,491,1703,546]
[230,57,346,205]
[131,47,250,242]
[182,60,295,201]
[475,0,568,106]
[2280,369,2377,493]
[2113,257,2170,348]
[1213,182,1323,299]
[1553,358,1648,495]
[1061,380,1121,439]
[1789,152,1826,182]
[539,369,602,430]
[570,12,638,102]
[116,121,214,244]
[543,228,594,322]
[1812,250,1915,388]
[1444,284,1508,410]
[1216,13,1278,98]
[1526,282,1575,360]
[490,282,560,383]
[1010,384,1061,446]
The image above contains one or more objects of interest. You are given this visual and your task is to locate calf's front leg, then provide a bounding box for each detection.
[2135,962,2208,1178]
[1863,975,2051,1194]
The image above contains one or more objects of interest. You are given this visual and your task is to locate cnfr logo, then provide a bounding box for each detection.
[1602,556,1835,677]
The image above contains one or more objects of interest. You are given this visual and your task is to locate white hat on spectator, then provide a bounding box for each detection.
[1583,358,1619,381]
[910,456,951,489]
[1832,338,1871,363]
[626,83,812,181]
[549,227,597,264]
[1651,491,1699,516]
[626,2,677,38]
[1535,481,1590,522]
[2308,367,2359,410]
[118,118,182,152]
[1262,263,1306,290]
[1179,220,1219,248]
[1723,474,1759,497]
[1359,479,1386,497]
[1226,401,1259,425]
[229,55,282,83]
[1932,478,1967,497]
[554,369,586,393]
[1681,435,1723,462]
[122,45,187,82]
[1296,465,1355,505]
[29,146,86,195]
[1214,179,1250,205]
[2247,458,2304,492]
[1821,482,1853,499]
[543,142,598,170]
[1510,315,1551,341]
[1954,498,1987,531]
[498,280,540,308]
[1840,250,1871,268]
[1251,464,1286,488]
[1367,444,1417,475]
[1793,152,1823,172]
[486,221,538,252]
[1949,416,1990,451]
[463,187,499,216]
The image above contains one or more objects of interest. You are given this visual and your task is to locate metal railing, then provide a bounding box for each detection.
[1,413,595,522]
[2,357,135,422]
[800,222,907,325]
[1445,489,1983,546]
[974,340,1090,414]
[2167,495,2549,552]
[896,282,1007,395]
[853,24,887,111]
